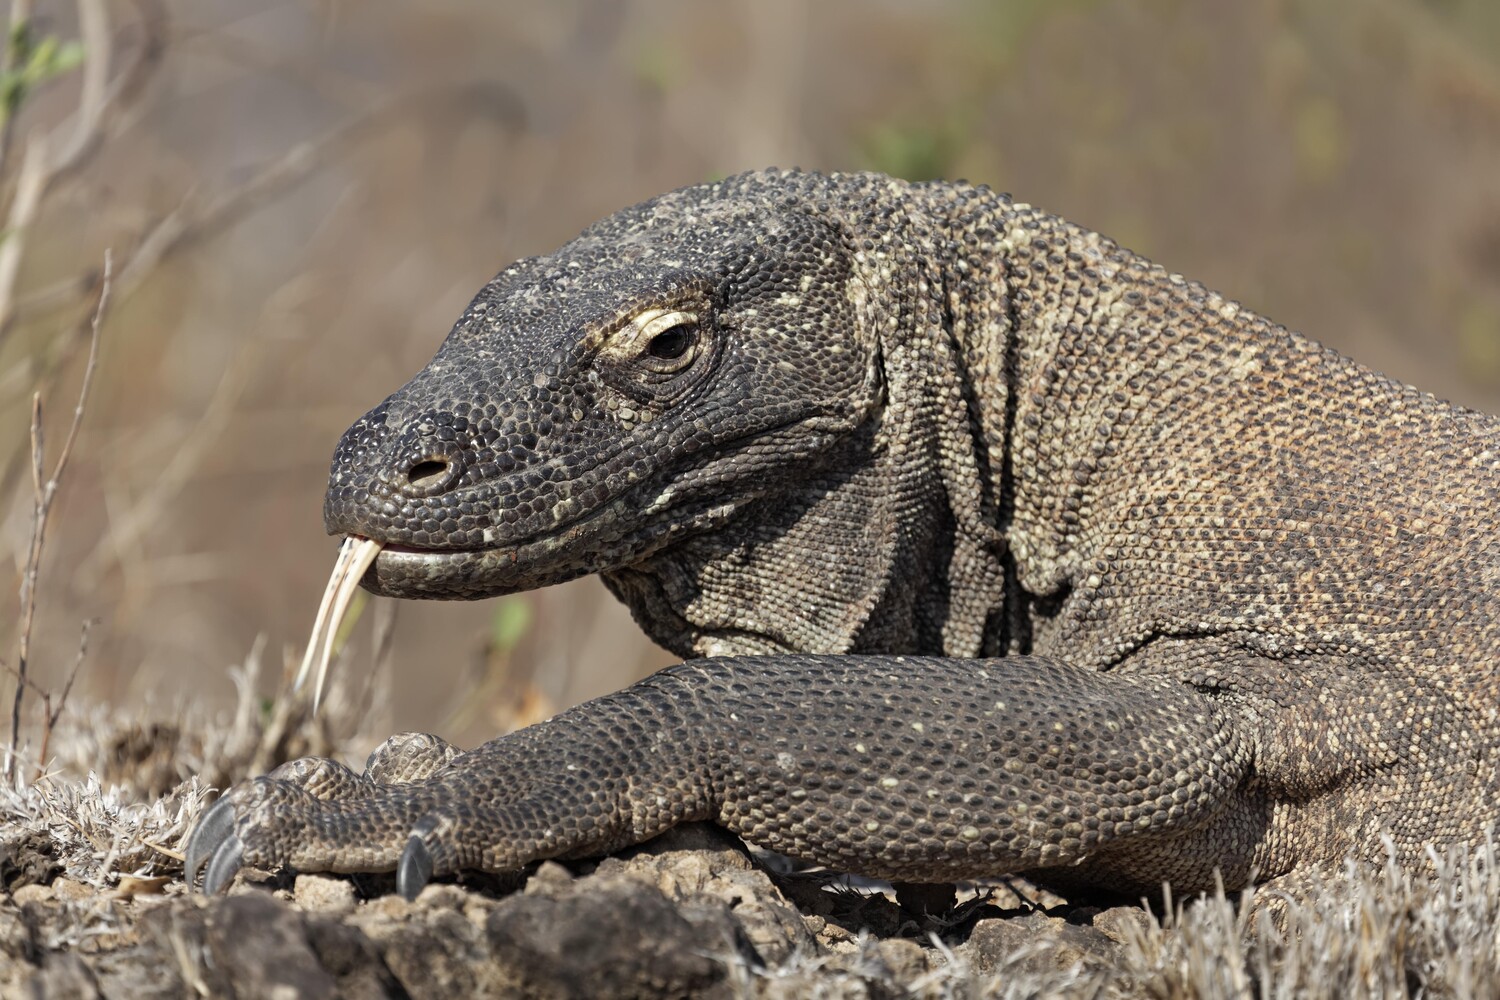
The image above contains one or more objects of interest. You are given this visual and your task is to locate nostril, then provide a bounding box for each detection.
[406,459,453,489]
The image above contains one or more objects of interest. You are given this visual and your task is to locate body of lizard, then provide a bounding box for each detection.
[186,169,1500,902]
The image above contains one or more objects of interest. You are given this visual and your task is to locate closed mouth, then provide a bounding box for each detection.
[340,407,835,562]
[373,541,473,555]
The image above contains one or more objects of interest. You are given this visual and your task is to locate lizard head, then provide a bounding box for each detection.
[324,170,888,600]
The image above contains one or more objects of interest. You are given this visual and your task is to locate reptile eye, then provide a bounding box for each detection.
[628,309,702,374]
[646,324,694,360]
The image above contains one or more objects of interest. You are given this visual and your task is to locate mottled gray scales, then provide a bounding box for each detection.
[188,169,1500,901]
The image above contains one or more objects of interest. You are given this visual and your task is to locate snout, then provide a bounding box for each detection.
[323,400,505,552]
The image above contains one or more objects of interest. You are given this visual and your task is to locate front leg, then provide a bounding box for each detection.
[186,655,1251,899]
[186,676,715,899]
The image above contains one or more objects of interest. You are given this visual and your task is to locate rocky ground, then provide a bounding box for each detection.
[2,662,1498,998]
[4,822,1157,998]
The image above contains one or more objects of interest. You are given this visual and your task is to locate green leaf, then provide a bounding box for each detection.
[0,28,87,124]
[489,596,533,653]
[40,39,84,77]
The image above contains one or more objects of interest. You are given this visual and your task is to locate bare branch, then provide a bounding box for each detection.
[36,618,95,769]
[45,0,111,178]
[52,0,167,185]
[111,0,167,111]
[27,392,42,501]
[11,391,47,774]
[49,617,94,730]
[15,80,524,327]
[0,133,52,334]
[51,253,109,495]
[6,251,110,780]
[0,0,157,343]
[0,652,52,700]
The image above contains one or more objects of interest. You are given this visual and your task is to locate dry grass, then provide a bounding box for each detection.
[737,850,1500,997]
[0,634,375,895]
[3,677,1498,997]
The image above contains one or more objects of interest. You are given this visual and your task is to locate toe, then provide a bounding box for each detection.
[398,835,434,901]
[366,732,463,784]
[266,756,370,801]
[185,796,237,891]
[203,834,245,895]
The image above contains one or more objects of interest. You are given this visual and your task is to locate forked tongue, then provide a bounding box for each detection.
[293,536,383,712]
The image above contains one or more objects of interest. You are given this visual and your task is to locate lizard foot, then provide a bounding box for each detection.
[184,776,468,900]
[184,687,715,900]
[186,731,465,898]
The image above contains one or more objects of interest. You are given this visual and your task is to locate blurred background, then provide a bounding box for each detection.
[4,0,1500,758]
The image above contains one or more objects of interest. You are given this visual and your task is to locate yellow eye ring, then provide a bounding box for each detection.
[630,309,700,370]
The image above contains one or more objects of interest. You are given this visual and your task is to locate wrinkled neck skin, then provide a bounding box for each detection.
[604,180,1025,661]
[604,178,1236,665]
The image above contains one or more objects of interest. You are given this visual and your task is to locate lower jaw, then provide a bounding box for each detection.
[365,544,592,601]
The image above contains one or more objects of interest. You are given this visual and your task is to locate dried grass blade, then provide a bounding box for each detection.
[313,537,382,712]
[292,536,356,694]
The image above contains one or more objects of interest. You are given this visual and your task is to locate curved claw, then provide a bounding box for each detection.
[398,834,433,902]
[203,834,246,895]
[185,797,237,890]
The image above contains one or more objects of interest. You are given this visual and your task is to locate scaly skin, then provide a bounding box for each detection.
[187,169,1500,901]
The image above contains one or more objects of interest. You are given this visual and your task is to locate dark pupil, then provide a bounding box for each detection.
[647,325,693,360]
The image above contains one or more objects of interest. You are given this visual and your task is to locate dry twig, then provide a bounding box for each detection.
[0,0,158,528]
[6,251,110,781]
[36,618,96,768]
[0,0,115,341]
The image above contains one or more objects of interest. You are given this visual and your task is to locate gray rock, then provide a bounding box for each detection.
[484,877,734,999]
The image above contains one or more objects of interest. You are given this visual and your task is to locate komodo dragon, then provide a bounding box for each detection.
[187,168,1500,903]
